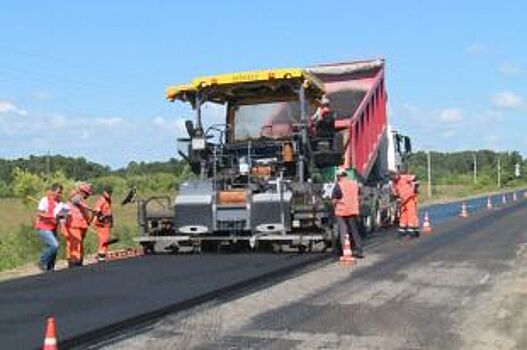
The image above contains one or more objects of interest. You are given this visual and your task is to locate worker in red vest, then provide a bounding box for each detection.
[392,171,420,238]
[331,168,364,258]
[94,186,113,262]
[34,183,64,271]
[62,182,93,267]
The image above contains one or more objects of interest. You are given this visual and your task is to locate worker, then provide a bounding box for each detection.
[94,186,113,262]
[62,182,93,267]
[392,171,420,238]
[34,183,64,271]
[332,168,364,258]
[311,95,336,138]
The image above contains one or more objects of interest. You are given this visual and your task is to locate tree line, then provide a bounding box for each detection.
[0,155,192,198]
[406,150,526,188]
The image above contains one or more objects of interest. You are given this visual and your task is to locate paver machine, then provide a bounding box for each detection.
[137,59,411,253]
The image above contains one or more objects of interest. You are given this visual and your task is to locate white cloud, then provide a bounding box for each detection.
[0,100,28,116]
[465,43,486,55]
[437,108,464,124]
[492,91,523,109]
[94,117,124,128]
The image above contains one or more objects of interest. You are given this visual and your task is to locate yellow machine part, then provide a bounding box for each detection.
[166,68,325,102]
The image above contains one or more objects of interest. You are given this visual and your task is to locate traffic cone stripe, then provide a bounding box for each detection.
[44,338,57,346]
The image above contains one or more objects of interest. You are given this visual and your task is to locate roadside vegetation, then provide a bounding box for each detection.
[0,150,526,272]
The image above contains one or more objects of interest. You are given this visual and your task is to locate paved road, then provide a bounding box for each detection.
[106,200,527,349]
[0,253,328,349]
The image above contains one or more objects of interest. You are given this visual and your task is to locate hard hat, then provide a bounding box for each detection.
[320,96,331,106]
[79,182,92,195]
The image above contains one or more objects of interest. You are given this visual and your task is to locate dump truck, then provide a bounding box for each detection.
[137,58,411,253]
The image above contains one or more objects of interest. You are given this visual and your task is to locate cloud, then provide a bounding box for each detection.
[0,100,28,116]
[94,117,124,128]
[465,43,486,55]
[492,91,523,109]
[437,108,464,124]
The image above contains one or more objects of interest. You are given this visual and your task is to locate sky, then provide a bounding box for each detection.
[0,1,526,168]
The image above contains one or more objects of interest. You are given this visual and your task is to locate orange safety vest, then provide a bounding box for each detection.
[334,177,360,217]
[35,192,57,231]
[66,191,91,229]
[393,174,416,202]
[94,193,112,227]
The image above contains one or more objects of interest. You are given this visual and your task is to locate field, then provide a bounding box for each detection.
[0,196,140,272]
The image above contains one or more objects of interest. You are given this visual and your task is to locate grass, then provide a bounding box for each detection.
[0,196,140,271]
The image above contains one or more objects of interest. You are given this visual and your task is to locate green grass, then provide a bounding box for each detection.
[0,197,140,271]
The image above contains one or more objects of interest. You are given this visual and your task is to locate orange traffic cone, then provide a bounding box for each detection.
[43,317,58,350]
[339,234,354,265]
[422,211,432,233]
[513,192,518,201]
[487,197,493,210]
[460,202,468,218]
[502,194,507,205]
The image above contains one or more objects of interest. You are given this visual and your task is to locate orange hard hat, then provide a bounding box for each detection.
[79,182,92,195]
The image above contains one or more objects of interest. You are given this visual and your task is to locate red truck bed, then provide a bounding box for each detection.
[308,59,388,179]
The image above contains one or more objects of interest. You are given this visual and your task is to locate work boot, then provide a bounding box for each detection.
[352,247,364,259]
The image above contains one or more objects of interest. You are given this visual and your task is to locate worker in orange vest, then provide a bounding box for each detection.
[94,186,113,262]
[34,183,65,271]
[392,171,420,238]
[331,168,364,258]
[62,182,93,267]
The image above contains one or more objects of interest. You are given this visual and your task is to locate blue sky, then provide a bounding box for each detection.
[0,1,526,168]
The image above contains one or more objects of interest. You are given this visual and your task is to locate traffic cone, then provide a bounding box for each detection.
[487,197,493,210]
[460,202,468,218]
[43,317,58,350]
[513,192,518,202]
[422,211,432,233]
[502,194,507,205]
[339,234,354,265]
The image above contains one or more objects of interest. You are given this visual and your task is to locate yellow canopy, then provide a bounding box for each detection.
[166,68,325,103]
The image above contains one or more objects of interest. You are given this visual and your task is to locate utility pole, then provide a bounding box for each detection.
[497,155,501,188]
[427,151,432,198]
[46,150,50,181]
[473,152,477,184]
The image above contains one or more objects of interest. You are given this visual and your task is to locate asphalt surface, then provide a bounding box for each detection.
[104,198,527,349]
[0,252,329,349]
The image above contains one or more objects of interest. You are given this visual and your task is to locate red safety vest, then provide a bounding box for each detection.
[35,192,57,231]
[334,177,360,217]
